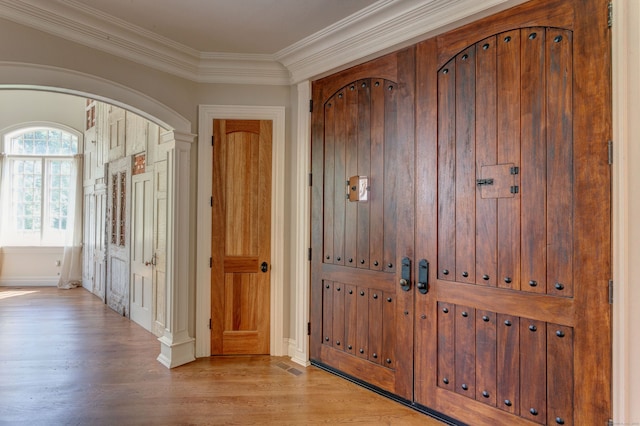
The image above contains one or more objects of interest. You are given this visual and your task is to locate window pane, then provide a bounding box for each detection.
[4,126,78,245]
[11,159,42,233]
[8,128,78,156]
[35,137,47,154]
[23,137,34,154]
[47,159,72,232]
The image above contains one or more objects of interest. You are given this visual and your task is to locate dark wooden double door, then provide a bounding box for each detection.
[310,0,611,425]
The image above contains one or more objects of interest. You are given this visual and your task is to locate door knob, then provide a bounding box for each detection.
[261,262,269,273]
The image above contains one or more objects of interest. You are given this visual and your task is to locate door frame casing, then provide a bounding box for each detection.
[196,105,285,357]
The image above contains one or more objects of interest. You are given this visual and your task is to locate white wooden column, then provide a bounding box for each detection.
[157,130,196,368]
[290,81,311,366]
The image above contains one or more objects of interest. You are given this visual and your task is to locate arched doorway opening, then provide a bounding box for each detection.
[0,63,195,368]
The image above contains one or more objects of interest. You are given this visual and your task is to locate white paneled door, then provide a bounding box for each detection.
[106,157,131,316]
[130,170,154,331]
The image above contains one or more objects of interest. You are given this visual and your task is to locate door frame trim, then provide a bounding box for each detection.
[196,105,286,357]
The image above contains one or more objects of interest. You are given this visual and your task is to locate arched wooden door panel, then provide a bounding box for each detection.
[310,48,416,399]
[415,0,611,425]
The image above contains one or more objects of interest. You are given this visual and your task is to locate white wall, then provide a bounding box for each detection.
[0,247,62,286]
[0,90,85,131]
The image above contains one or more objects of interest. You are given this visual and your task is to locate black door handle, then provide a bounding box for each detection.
[417,259,429,294]
[261,262,269,273]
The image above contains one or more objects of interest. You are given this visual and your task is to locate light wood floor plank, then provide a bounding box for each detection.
[0,287,447,425]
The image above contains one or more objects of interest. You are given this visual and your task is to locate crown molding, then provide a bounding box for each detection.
[0,0,290,84]
[278,0,528,83]
[0,0,526,86]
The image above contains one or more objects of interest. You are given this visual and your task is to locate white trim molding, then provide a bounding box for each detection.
[157,130,196,369]
[196,105,286,358]
[612,0,639,423]
[0,277,58,286]
[289,81,311,367]
[278,0,527,83]
[0,62,191,133]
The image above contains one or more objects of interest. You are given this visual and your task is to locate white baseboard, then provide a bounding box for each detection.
[0,277,58,287]
[287,337,310,367]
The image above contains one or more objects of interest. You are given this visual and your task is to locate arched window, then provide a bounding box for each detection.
[1,126,81,246]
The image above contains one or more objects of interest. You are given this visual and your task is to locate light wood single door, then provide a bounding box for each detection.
[211,119,272,355]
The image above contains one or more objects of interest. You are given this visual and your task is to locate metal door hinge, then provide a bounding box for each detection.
[309,173,313,187]
[608,140,613,165]
[608,2,613,28]
[309,99,313,113]
[211,135,214,146]
[609,280,613,304]
[510,166,519,175]
[210,196,213,207]
[607,419,613,426]
[208,318,212,330]
[307,322,311,335]
[308,248,312,261]
[209,257,212,268]
[510,185,519,194]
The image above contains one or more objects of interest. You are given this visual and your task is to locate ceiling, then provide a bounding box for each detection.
[0,0,527,84]
[69,0,379,54]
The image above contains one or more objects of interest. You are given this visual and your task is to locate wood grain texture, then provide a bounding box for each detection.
[437,302,455,393]
[520,26,547,295]
[369,78,385,271]
[454,46,476,285]
[546,27,574,297]
[344,284,357,356]
[475,35,498,288]
[332,282,345,351]
[356,79,372,269]
[571,0,612,423]
[382,79,398,274]
[497,314,520,416]
[475,310,497,407]
[344,84,358,268]
[454,305,476,398]
[323,100,336,264]
[211,119,271,355]
[0,287,442,426]
[519,319,547,422]
[333,90,346,266]
[437,58,457,282]
[496,28,522,291]
[414,37,440,409]
[547,324,574,425]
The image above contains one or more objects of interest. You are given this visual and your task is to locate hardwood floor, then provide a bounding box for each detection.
[0,287,448,425]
